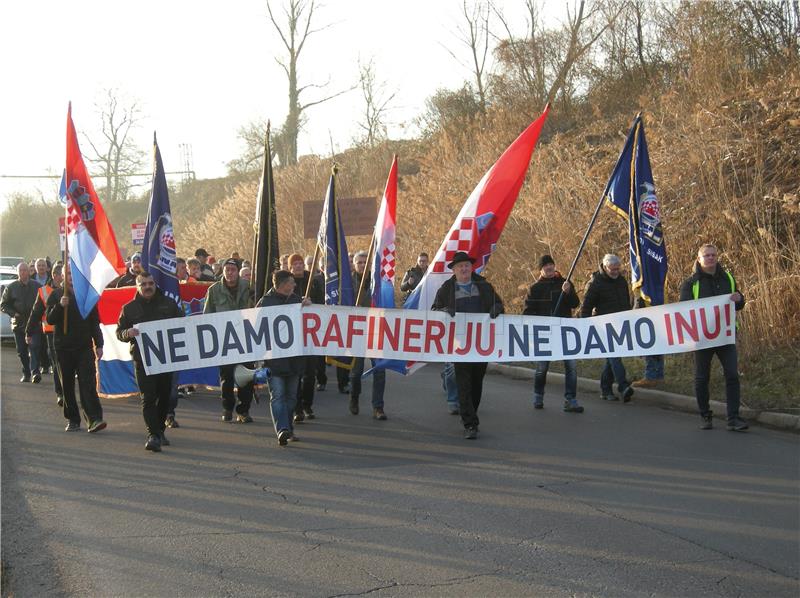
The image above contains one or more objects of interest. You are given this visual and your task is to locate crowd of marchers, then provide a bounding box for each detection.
[1,242,748,452]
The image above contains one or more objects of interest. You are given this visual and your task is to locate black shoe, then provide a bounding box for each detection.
[464,427,478,440]
[293,410,305,423]
[159,431,171,446]
[165,415,179,428]
[726,417,749,432]
[222,411,233,422]
[339,385,350,395]
[316,383,326,391]
[88,420,107,433]
[64,421,81,432]
[145,435,162,452]
[349,397,359,415]
[700,412,713,430]
[57,395,64,407]
[236,413,253,424]
[563,399,584,413]
[373,408,387,420]
[20,375,30,383]
[304,408,315,420]
[31,372,41,384]
[601,393,619,402]
[448,407,460,415]
[278,429,291,446]
[622,386,634,403]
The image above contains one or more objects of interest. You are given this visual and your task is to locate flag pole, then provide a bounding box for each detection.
[304,243,321,300]
[551,111,643,316]
[355,236,376,307]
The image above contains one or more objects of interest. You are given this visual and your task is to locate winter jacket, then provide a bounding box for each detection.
[204,278,253,313]
[431,273,504,317]
[523,272,580,318]
[1,278,41,332]
[116,289,184,363]
[26,284,58,335]
[255,289,306,377]
[400,265,424,297]
[679,262,745,311]
[294,271,325,305]
[113,270,138,288]
[580,265,631,317]
[352,271,372,307]
[45,288,103,351]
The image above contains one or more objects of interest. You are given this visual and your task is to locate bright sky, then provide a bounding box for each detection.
[1,0,540,211]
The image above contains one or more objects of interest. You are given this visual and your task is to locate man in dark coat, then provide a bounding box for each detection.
[45,266,106,433]
[523,254,583,413]
[117,271,184,451]
[679,243,748,431]
[400,252,429,300]
[580,254,634,403]
[1,261,42,382]
[256,270,311,445]
[432,251,504,439]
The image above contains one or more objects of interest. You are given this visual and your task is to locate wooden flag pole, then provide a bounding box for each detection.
[305,243,321,300]
[355,237,375,307]
[63,231,69,334]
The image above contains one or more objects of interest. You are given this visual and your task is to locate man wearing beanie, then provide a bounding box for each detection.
[523,255,583,413]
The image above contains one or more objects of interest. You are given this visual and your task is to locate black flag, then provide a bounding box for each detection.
[251,123,280,300]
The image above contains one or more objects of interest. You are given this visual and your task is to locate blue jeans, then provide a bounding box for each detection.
[350,358,386,409]
[14,329,39,377]
[442,362,459,410]
[534,360,577,401]
[600,357,629,396]
[268,375,299,436]
[644,355,664,380]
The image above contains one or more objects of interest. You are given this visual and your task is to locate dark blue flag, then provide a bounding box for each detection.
[141,133,180,305]
[318,170,354,307]
[604,114,668,305]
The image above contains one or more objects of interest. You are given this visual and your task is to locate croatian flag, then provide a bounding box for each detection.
[371,155,398,310]
[404,104,551,312]
[65,104,126,318]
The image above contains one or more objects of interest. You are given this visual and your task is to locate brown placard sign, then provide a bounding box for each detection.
[302,197,377,239]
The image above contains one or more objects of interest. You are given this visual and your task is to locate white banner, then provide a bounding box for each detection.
[134,296,736,375]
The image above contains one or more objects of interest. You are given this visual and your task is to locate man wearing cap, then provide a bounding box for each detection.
[194,248,216,281]
[114,253,143,287]
[523,255,583,413]
[204,258,256,423]
[432,251,504,440]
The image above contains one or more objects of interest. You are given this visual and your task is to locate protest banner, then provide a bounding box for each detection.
[135,295,735,375]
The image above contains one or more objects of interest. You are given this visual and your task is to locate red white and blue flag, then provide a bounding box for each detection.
[371,155,398,310]
[65,104,126,318]
[404,104,551,312]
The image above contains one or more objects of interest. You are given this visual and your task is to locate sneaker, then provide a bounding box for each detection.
[288,433,300,442]
[700,412,713,430]
[373,408,387,420]
[533,396,544,409]
[20,375,30,383]
[464,426,478,440]
[563,399,584,413]
[601,394,619,402]
[159,432,171,446]
[293,410,305,423]
[88,420,107,433]
[622,387,634,403]
[278,429,291,446]
[31,372,42,384]
[57,395,64,407]
[631,378,662,388]
[145,435,162,452]
[726,417,749,432]
[237,414,254,424]
[349,397,359,415]
[304,408,315,420]
[316,383,326,391]
[222,411,233,422]
[165,415,179,428]
[64,421,81,432]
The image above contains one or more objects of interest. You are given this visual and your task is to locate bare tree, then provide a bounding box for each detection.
[446,0,492,112]
[83,88,144,203]
[356,58,397,147]
[267,0,352,165]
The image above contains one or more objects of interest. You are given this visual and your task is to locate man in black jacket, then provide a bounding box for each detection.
[679,244,747,432]
[117,271,184,451]
[523,255,583,413]
[400,252,429,300]
[256,270,311,445]
[432,251,504,439]
[580,254,634,403]
[45,266,106,433]
[1,262,42,383]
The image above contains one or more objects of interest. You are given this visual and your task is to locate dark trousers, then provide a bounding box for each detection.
[600,357,629,396]
[336,364,349,391]
[295,359,316,413]
[315,356,327,385]
[134,361,172,436]
[13,328,36,377]
[350,358,386,409]
[454,362,488,429]
[694,344,741,420]
[56,347,102,425]
[38,333,51,371]
[219,363,254,415]
[46,333,63,397]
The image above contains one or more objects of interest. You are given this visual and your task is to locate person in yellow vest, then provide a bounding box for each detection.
[679,244,747,432]
[26,264,65,406]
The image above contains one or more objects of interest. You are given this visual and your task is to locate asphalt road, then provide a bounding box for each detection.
[2,344,798,597]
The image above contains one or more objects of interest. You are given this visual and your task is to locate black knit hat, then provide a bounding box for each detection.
[538,254,555,269]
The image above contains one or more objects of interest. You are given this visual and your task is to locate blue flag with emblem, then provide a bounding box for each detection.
[141,133,180,305]
[603,114,668,305]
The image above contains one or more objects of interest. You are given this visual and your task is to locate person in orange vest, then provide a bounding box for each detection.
[27,264,65,407]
